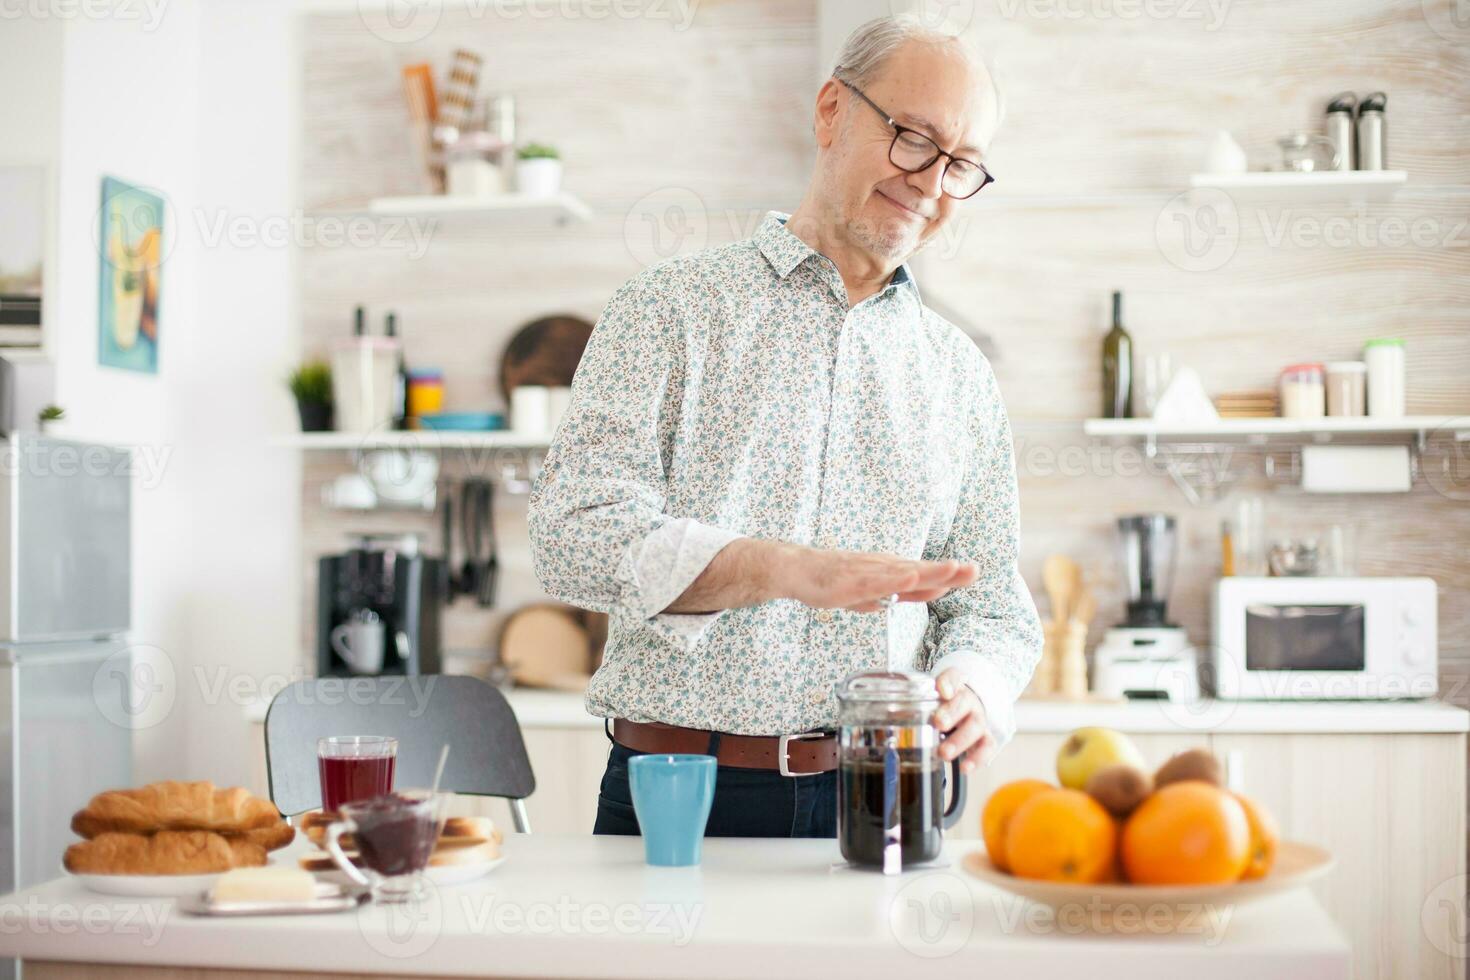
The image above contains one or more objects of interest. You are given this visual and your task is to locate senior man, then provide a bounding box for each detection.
[528,14,1042,838]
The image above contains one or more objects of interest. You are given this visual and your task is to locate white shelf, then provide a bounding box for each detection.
[364,192,592,226]
[275,431,550,451]
[1084,415,1470,441]
[1189,170,1408,202]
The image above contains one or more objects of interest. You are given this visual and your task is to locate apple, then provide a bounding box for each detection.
[1056,727,1146,791]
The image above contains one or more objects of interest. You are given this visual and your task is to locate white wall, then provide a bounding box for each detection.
[183,0,301,784]
[16,0,303,785]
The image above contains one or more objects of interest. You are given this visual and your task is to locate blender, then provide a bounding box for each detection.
[1092,515,1200,701]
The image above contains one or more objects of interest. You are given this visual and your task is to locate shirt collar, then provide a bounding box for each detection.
[754,211,921,303]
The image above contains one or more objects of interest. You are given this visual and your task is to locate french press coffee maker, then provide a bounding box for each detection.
[835,670,968,873]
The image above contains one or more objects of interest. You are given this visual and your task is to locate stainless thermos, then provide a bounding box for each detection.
[1357,92,1388,170]
[1325,92,1356,171]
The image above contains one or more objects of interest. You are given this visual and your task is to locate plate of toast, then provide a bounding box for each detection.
[295,810,505,886]
[62,781,296,897]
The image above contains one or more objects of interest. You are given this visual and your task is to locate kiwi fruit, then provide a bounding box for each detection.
[1154,748,1223,789]
[1085,764,1153,818]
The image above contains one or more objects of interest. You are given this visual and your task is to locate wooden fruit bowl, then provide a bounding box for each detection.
[962,841,1334,916]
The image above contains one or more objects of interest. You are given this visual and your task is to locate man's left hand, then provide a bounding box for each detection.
[933,668,990,773]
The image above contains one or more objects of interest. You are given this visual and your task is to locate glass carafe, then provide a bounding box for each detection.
[835,670,967,872]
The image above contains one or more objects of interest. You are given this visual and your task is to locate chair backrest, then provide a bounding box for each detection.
[264,675,535,816]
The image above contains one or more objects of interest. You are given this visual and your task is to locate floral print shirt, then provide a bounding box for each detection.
[528,212,1042,751]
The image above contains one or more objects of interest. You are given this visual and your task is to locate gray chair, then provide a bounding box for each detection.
[264,675,536,832]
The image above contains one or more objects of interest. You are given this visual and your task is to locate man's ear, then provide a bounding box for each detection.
[812,78,843,149]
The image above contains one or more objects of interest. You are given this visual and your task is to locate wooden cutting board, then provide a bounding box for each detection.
[497,603,595,692]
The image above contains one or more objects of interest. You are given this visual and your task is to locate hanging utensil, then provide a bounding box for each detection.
[459,480,499,608]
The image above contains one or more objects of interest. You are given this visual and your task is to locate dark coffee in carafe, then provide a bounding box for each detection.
[838,754,944,866]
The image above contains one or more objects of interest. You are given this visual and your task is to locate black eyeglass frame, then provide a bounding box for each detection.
[835,77,995,200]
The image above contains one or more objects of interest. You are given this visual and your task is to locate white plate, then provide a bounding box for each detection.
[307,856,506,889]
[68,870,225,898]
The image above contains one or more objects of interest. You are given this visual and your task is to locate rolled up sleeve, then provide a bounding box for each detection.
[527,275,741,649]
[924,360,1043,756]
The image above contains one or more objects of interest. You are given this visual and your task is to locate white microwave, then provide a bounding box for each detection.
[1211,577,1437,700]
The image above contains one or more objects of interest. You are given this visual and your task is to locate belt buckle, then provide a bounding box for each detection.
[778,731,826,778]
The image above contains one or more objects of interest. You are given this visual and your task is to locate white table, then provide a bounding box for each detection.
[0,835,1350,980]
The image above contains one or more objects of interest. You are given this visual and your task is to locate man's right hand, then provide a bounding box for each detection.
[769,543,978,613]
[662,537,978,617]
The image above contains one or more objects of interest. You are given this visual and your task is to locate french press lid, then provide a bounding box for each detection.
[834,670,940,725]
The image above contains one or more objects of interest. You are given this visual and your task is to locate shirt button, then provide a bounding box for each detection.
[816,610,834,624]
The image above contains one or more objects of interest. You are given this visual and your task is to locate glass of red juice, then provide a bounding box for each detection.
[317,735,397,812]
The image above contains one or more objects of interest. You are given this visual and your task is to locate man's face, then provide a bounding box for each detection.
[821,41,996,262]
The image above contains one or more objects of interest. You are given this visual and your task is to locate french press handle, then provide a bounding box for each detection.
[941,739,968,830]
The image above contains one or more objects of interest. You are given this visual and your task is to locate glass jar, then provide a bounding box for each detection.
[1279,363,1326,419]
[1324,361,1367,417]
[835,670,966,872]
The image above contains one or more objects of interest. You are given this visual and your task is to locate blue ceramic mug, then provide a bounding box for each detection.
[627,754,717,866]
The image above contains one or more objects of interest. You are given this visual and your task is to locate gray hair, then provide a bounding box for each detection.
[830,13,1003,131]
[831,13,973,86]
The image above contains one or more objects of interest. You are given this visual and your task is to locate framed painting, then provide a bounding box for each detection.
[97,176,163,373]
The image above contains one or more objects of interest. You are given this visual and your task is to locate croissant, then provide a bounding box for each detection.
[63,831,267,875]
[71,781,283,838]
[238,821,295,852]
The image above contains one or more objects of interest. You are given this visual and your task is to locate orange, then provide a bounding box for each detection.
[1234,792,1280,880]
[981,779,1052,872]
[1122,781,1251,885]
[1004,788,1117,884]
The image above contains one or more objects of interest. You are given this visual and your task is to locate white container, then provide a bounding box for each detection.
[515,158,562,198]
[547,386,573,435]
[1324,361,1367,417]
[331,337,400,434]
[511,385,551,438]
[446,156,505,198]
[1364,338,1406,417]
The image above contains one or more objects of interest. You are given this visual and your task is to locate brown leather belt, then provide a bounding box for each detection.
[611,718,838,776]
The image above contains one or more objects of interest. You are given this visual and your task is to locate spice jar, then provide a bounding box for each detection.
[1279,363,1326,419]
[1324,362,1367,417]
[406,369,445,423]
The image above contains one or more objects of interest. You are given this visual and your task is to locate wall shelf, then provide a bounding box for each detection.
[1083,416,1470,504]
[1084,416,1469,444]
[1188,170,1408,203]
[275,431,551,451]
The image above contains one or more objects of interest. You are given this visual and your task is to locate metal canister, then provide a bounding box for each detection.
[1357,92,1388,170]
[1325,92,1356,171]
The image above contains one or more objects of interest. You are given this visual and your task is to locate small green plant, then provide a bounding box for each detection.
[288,360,333,405]
[517,143,560,161]
[38,405,64,423]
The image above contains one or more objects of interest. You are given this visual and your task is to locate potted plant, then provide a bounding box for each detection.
[37,405,64,435]
[515,143,563,198]
[288,360,334,432]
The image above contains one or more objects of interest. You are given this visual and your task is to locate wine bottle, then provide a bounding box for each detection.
[1102,290,1134,418]
[386,312,408,431]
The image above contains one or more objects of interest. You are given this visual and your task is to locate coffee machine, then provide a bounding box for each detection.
[1092,514,1200,701]
[317,534,445,678]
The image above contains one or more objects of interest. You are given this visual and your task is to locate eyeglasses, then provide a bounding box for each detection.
[836,78,994,200]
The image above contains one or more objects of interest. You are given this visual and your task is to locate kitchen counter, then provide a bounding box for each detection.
[2,835,1349,980]
[242,687,1470,734]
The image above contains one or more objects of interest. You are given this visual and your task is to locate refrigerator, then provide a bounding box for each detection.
[0,436,132,927]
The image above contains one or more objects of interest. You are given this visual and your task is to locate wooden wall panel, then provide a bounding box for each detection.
[298,0,1470,706]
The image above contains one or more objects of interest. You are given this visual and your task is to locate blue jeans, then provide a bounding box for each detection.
[593,740,838,838]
